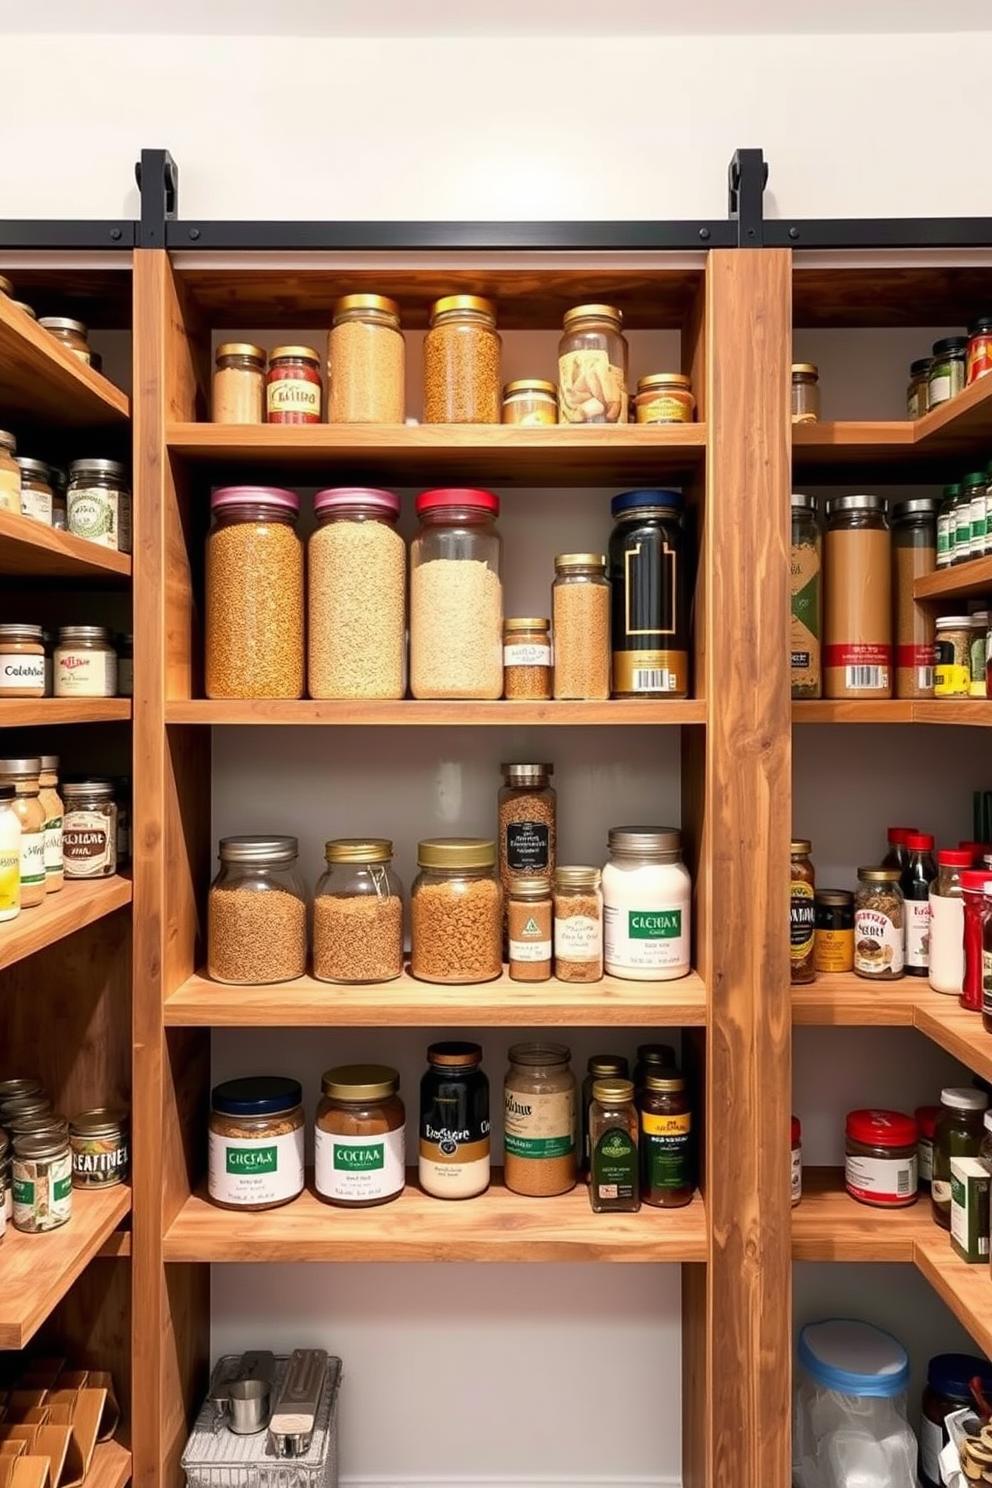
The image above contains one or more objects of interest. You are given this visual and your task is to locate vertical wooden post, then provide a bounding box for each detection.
[683,249,793,1488]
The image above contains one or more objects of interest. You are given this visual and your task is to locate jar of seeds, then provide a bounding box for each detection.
[423,295,501,424]
[410,838,502,984]
[313,839,404,984]
[328,294,405,423]
[552,554,610,700]
[854,867,905,980]
[553,866,603,982]
[207,836,307,985]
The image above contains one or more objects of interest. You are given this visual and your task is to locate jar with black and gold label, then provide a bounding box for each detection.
[608,489,689,698]
[791,840,816,983]
[814,889,854,973]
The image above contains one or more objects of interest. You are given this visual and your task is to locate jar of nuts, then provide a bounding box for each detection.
[423,295,501,424]
[313,839,404,984]
[207,835,308,985]
[410,838,503,984]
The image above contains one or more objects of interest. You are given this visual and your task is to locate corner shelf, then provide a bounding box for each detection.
[915,556,992,605]
[793,375,992,475]
[792,1168,926,1262]
[0,699,131,727]
[0,510,131,581]
[0,875,131,973]
[0,297,129,427]
[165,698,707,727]
[163,1173,707,1263]
[915,1230,992,1359]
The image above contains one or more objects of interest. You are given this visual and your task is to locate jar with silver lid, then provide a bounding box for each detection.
[15,457,53,525]
[70,1108,128,1188]
[67,459,131,552]
[38,316,91,364]
[207,835,308,984]
[12,1129,72,1232]
[54,626,118,697]
[62,781,117,878]
[602,826,692,981]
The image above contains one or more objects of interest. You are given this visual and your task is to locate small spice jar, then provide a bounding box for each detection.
[266,345,322,423]
[552,553,610,701]
[54,626,118,697]
[0,784,22,922]
[792,1116,803,1207]
[498,762,556,908]
[844,1108,918,1208]
[639,1070,694,1208]
[932,1086,989,1229]
[409,488,503,700]
[501,379,557,426]
[419,1042,490,1201]
[507,876,553,982]
[0,430,20,513]
[967,317,992,385]
[581,1055,629,1174]
[15,457,53,524]
[791,493,822,699]
[423,295,501,424]
[963,471,988,561]
[791,363,820,423]
[212,343,266,424]
[313,839,404,984]
[928,336,968,407]
[589,1078,639,1213]
[208,1076,304,1212]
[0,758,46,907]
[853,867,904,979]
[634,373,695,424]
[813,889,854,973]
[558,304,628,424]
[603,826,692,981]
[0,624,45,698]
[12,1129,72,1232]
[205,486,305,700]
[38,316,91,364]
[38,755,63,894]
[951,483,974,565]
[62,780,117,878]
[67,459,131,552]
[328,294,405,424]
[916,1105,941,1193]
[503,618,552,700]
[907,357,932,418]
[609,490,689,697]
[207,835,307,984]
[790,839,816,985]
[934,615,972,697]
[554,865,603,983]
[503,1042,576,1198]
[69,1108,128,1187]
[920,1354,992,1488]
[315,1064,405,1207]
[410,837,502,984]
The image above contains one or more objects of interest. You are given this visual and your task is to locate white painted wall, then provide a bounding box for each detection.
[4,21,992,1487]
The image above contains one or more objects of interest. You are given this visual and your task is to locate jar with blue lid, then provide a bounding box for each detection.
[920,1353,992,1488]
[208,1076,304,1211]
[607,489,689,699]
[793,1319,918,1488]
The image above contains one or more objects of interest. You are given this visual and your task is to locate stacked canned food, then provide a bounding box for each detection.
[0,626,132,699]
[0,438,130,552]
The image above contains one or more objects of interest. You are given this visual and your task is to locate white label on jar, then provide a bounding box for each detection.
[13,1149,72,1231]
[503,643,552,666]
[554,914,601,961]
[853,907,904,976]
[68,487,130,551]
[929,891,965,994]
[208,1126,304,1207]
[791,1144,802,1205]
[504,1088,575,1159]
[20,830,45,888]
[509,937,552,962]
[905,900,931,970]
[929,373,951,405]
[919,1413,944,1488]
[0,469,19,512]
[845,1152,916,1204]
[419,1151,490,1198]
[314,1126,405,1203]
[918,1136,934,1185]
[63,810,116,877]
[117,659,133,696]
[0,652,45,693]
[604,904,688,972]
[44,817,63,874]
[21,488,52,524]
[55,648,117,697]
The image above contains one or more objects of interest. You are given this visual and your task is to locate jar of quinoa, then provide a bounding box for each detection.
[327,294,405,424]
[504,1043,576,1197]
[410,488,503,699]
[423,295,501,424]
[410,838,502,984]
[208,1077,304,1211]
[207,835,308,984]
[313,839,404,983]
[206,486,304,699]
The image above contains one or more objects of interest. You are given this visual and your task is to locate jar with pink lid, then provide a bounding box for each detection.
[308,487,406,699]
[205,485,304,699]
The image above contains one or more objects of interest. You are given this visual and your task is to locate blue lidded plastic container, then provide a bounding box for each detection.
[798,1319,910,1397]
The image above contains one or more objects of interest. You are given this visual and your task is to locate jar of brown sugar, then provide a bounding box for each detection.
[313,839,404,984]
[212,343,266,424]
[504,1042,576,1197]
[207,835,307,984]
[315,1064,405,1207]
[423,295,501,424]
[410,837,502,984]
[503,618,552,700]
[328,294,405,424]
[208,1077,304,1211]
[507,876,552,982]
[552,553,610,700]
[554,866,603,982]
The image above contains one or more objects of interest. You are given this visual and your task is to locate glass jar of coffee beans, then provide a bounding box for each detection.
[207,835,308,985]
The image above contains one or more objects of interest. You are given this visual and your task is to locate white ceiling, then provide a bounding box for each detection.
[2,0,991,33]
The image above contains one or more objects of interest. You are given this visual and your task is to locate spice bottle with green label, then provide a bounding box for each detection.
[581,1055,630,1175]
[589,1079,639,1213]
[639,1071,694,1208]
[791,494,822,698]
[602,826,691,981]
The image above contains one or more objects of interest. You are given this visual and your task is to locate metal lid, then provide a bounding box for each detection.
[430,294,496,321]
[10,1113,68,1138]
[15,457,50,482]
[608,826,681,856]
[968,316,992,335]
[554,552,607,569]
[909,358,933,375]
[324,838,393,864]
[320,1063,400,1101]
[216,342,266,360]
[791,839,812,854]
[587,1055,629,1077]
[417,837,495,869]
[0,1078,44,1100]
[313,487,400,517]
[826,494,886,514]
[503,617,550,632]
[68,459,128,483]
[69,1107,127,1137]
[637,1043,677,1068]
[269,345,320,363]
[555,865,601,889]
[212,1076,302,1116]
[58,625,112,641]
[644,1072,686,1092]
[0,429,15,453]
[791,493,817,511]
[38,316,88,336]
[791,362,819,376]
[562,303,622,329]
[636,372,692,391]
[935,616,974,629]
[611,488,685,518]
[501,762,553,783]
[503,379,557,396]
[932,336,969,355]
[12,1130,68,1160]
[940,1086,989,1112]
[218,834,299,865]
[815,889,854,905]
[508,875,552,897]
[508,1041,571,1067]
[0,757,41,778]
[592,1078,634,1104]
[211,485,299,514]
[857,867,901,882]
[0,624,43,640]
[62,781,115,799]
[426,1041,483,1068]
[333,292,400,318]
[891,497,940,519]
[1,1094,52,1120]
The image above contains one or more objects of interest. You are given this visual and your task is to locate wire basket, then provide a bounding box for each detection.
[182,1355,342,1488]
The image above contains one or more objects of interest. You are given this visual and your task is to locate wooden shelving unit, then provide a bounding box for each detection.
[915,554,992,604]
[165,698,707,726]
[0,699,131,728]
[0,875,131,972]
[793,699,992,726]
[0,509,131,581]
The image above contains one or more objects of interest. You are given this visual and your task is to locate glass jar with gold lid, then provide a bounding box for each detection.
[558,304,628,424]
[501,379,558,426]
[328,293,405,423]
[410,837,502,984]
[792,363,821,424]
[634,373,695,424]
[313,838,404,984]
[423,295,501,424]
[212,343,266,424]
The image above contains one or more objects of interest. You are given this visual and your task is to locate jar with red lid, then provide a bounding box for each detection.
[266,345,322,424]
[929,848,971,996]
[791,1116,802,1207]
[961,870,992,1014]
[915,1104,941,1193]
[844,1109,918,1208]
[967,316,992,385]
[409,488,503,700]
[920,1353,992,1488]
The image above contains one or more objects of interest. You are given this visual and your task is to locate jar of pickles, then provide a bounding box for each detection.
[558,304,628,424]
[423,296,501,424]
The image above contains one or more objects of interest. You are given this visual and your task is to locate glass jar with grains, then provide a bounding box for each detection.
[313,838,404,984]
[498,762,556,910]
[308,487,406,700]
[328,294,405,424]
[823,495,892,700]
[507,876,553,983]
[0,759,46,908]
[0,430,19,513]
[603,826,692,981]
[62,780,116,879]
[207,835,307,985]
[208,1076,304,1212]
[502,618,552,701]
[423,295,501,424]
[409,488,503,700]
[419,1042,490,1201]
[67,459,132,553]
[501,379,557,426]
[633,373,695,424]
[554,865,603,983]
[558,304,628,424]
[791,494,822,699]
[206,486,304,700]
[212,343,266,424]
[266,346,322,423]
[315,1064,405,1207]
[854,867,904,980]
[410,838,502,984]
[552,554,611,701]
[504,1042,576,1198]
[589,1079,640,1213]
[791,363,820,423]
[609,490,689,698]
[0,624,45,699]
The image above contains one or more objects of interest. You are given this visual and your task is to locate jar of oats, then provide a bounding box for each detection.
[207,835,308,985]
[410,838,502,984]
[208,1076,304,1212]
[328,294,405,423]
[504,1043,576,1198]
[313,839,404,984]
[308,487,406,699]
[410,488,503,699]
[423,296,501,424]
